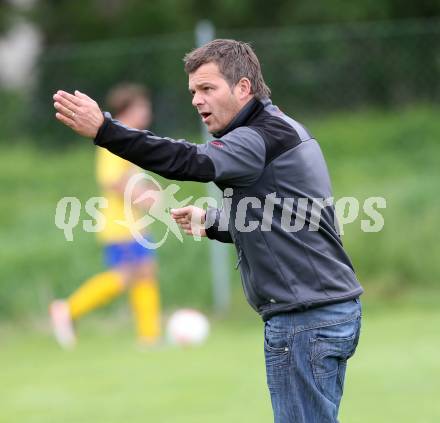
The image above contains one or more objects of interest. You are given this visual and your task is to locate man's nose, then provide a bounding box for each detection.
[192,92,204,107]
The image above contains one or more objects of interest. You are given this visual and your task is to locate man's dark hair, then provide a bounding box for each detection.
[105,83,150,116]
[183,39,271,100]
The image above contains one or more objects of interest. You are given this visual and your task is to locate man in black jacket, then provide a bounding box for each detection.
[54,39,363,423]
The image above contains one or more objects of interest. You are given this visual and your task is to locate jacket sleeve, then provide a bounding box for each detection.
[196,126,266,187]
[205,207,233,244]
[94,113,215,182]
[94,113,266,187]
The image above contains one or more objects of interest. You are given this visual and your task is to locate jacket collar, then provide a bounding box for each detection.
[212,97,264,138]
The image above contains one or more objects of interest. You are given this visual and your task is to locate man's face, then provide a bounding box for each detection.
[189,62,243,134]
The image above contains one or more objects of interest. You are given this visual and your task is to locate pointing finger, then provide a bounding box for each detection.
[53,94,80,114]
[170,206,192,217]
[56,90,82,106]
[75,90,92,100]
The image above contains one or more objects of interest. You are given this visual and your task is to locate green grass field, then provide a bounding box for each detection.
[1,304,440,422]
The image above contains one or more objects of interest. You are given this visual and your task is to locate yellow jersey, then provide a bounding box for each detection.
[95,147,141,244]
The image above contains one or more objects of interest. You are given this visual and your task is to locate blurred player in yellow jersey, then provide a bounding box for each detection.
[50,83,161,348]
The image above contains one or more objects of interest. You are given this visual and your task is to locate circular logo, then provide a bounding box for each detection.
[118,172,192,250]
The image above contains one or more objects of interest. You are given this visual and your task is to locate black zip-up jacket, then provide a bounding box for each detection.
[94,98,363,320]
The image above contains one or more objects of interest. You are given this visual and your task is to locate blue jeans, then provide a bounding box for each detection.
[264,298,362,423]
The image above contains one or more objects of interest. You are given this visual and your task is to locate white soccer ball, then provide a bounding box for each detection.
[166,309,210,346]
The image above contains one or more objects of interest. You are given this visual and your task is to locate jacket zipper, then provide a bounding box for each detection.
[234,242,262,308]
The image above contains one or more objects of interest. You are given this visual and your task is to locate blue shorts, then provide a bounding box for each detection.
[104,240,156,268]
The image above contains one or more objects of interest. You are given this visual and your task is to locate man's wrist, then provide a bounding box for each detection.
[204,207,219,239]
[93,112,110,145]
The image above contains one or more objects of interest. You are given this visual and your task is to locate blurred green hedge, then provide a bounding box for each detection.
[3,19,440,147]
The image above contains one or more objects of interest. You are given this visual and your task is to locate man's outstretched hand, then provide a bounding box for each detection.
[171,206,207,237]
[53,90,104,138]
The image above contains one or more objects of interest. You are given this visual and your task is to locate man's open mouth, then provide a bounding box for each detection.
[200,112,212,122]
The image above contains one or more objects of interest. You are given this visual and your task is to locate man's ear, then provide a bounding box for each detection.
[237,77,252,99]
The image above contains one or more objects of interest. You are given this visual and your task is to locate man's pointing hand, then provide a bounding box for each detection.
[53,90,104,138]
[171,206,207,237]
